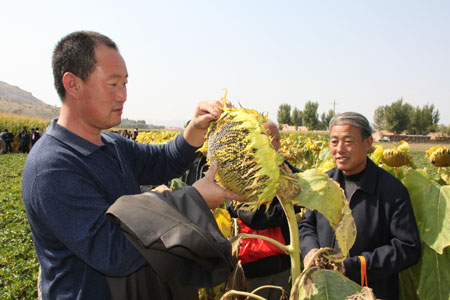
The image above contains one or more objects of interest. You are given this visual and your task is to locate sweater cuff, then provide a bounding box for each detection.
[343,256,361,284]
[175,132,199,153]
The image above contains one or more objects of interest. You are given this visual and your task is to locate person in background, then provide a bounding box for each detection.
[132,128,139,141]
[1,129,14,153]
[19,126,30,153]
[227,120,302,300]
[31,128,41,147]
[0,129,6,154]
[22,30,242,300]
[121,129,131,139]
[36,127,42,139]
[299,112,421,300]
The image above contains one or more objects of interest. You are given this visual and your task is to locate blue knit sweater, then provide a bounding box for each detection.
[22,120,197,299]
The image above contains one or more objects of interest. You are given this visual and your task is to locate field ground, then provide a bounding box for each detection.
[377,142,450,152]
[0,154,38,299]
[0,142,445,299]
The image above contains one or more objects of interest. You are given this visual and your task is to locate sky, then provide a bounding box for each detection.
[1,0,449,127]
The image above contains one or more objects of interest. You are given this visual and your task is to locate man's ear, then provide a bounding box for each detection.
[62,72,82,99]
[365,136,374,152]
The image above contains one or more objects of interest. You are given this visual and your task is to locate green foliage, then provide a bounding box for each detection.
[400,244,450,300]
[385,98,414,134]
[294,169,356,257]
[277,103,292,125]
[302,101,320,130]
[414,245,450,300]
[409,104,440,134]
[115,118,165,129]
[373,105,387,130]
[0,154,39,299]
[437,124,450,135]
[292,107,303,127]
[320,109,334,130]
[298,269,363,300]
[279,133,332,171]
[280,131,329,141]
[403,171,450,254]
[374,100,441,135]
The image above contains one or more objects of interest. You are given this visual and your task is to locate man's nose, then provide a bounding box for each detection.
[117,86,127,102]
[336,141,345,152]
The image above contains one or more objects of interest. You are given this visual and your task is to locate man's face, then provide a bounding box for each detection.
[78,45,128,130]
[264,123,281,151]
[329,124,373,175]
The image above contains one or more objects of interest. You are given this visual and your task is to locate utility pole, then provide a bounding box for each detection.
[331,100,338,114]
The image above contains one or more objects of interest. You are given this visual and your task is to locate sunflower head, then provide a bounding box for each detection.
[381,140,414,168]
[199,102,298,209]
[426,145,450,167]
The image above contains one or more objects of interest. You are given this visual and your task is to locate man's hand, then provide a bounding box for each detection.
[191,99,225,130]
[193,161,243,209]
[183,99,231,147]
[151,185,170,193]
[304,248,346,275]
[303,248,320,268]
[341,261,346,275]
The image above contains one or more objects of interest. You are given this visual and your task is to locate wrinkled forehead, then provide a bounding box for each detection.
[93,45,128,78]
[330,124,362,139]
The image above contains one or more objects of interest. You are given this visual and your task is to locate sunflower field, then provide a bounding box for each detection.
[135,129,449,300]
[1,120,449,299]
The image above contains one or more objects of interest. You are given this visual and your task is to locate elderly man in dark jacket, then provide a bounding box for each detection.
[299,112,421,300]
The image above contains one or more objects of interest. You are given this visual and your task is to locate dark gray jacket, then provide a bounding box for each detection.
[106,186,233,300]
[299,158,421,300]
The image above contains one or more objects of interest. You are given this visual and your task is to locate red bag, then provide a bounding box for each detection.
[238,219,286,265]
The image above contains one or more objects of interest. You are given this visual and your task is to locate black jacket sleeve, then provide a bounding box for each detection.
[227,198,286,230]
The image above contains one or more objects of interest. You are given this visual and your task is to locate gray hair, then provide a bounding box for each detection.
[329,112,372,140]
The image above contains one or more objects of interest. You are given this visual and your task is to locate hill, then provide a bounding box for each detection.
[0,81,163,128]
[0,81,60,120]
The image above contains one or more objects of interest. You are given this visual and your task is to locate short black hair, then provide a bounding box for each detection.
[52,31,118,100]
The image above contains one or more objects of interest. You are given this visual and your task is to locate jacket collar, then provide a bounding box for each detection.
[46,119,116,156]
[329,158,378,195]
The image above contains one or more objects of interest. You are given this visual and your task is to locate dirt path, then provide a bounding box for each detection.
[378,142,450,152]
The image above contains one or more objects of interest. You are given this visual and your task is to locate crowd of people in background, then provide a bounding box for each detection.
[0,126,41,154]
[0,126,141,154]
[119,128,139,141]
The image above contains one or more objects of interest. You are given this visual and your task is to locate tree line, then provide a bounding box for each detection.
[277,101,335,131]
[277,98,449,134]
[115,118,164,130]
[373,98,440,134]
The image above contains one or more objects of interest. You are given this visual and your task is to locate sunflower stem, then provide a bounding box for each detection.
[240,233,289,253]
[279,199,301,299]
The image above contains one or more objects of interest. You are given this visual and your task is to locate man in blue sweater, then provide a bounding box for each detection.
[22,31,241,299]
